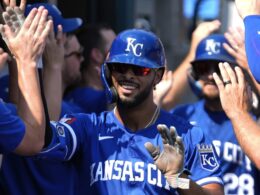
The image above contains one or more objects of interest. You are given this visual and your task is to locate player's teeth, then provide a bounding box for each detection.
[123,85,135,90]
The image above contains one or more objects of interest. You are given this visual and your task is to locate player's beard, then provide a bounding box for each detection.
[117,81,154,109]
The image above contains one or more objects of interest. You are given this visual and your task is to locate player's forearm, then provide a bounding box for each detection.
[16,60,46,155]
[229,111,260,169]
[161,52,193,110]
[43,64,62,120]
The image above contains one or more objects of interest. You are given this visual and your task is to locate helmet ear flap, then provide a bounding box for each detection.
[101,63,118,103]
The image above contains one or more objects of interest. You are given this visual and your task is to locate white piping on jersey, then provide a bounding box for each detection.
[60,122,77,160]
[196,176,223,186]
[40,143,61,153]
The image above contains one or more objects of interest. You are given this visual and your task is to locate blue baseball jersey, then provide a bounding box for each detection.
[0,100,25,153]
[0,100,84,195]
[170,100,260,195]
[0,155,77,195]
[64,87,107,114]
[37,109,223,194]
[244,15,260,83]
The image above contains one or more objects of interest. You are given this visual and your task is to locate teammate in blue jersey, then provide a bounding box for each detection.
[170,34,260,194]
[64,24,116,114]
[0,2,85,195]
[210,0,260,170]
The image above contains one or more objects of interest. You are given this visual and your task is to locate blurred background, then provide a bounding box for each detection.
[26,0,242,71]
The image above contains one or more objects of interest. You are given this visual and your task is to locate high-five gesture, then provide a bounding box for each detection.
[0,7,52,155]
[0,7,51,63]
[235,0,260,19]
[145,124,189,189]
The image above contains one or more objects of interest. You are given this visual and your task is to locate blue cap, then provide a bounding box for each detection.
[25,3,83,33]
[191,34,237,65]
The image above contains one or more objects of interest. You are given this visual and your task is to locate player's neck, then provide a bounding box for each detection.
[114,102,159,132]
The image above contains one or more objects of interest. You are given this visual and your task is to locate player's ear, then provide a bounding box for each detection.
[154,68,164,85]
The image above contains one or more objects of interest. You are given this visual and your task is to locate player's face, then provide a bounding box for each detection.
[109,63,162,108]
[63,35,84,87]
[193,61,220,100]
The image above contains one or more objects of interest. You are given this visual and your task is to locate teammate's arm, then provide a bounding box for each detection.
[234,0,260,83]
[43,24,64,121]
[0,7,52,155]
[213,62,260,169]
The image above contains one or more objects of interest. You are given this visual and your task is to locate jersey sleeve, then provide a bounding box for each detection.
[183,125,223,186]
[0,100,25,153]
[37,114,89,161]
[244,15,260,83]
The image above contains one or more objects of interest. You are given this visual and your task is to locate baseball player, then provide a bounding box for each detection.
[64,24,116,114]
[3,21,225,194]
[0,3,85,195]
[171,34,260,195]
[210,0,260,170]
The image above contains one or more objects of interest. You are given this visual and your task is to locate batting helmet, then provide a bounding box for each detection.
[191,34,237,65]
[101,29,166,103]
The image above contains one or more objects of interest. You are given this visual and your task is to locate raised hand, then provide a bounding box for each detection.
[2,0,26,12]
[0,7,52,63]
[2,6,25,35]
[43,24,65,68]
[224,26,248,70]
[213,62,252,120]
[190,19,221,53]
[235,0,260,19]
[145,124,189,189]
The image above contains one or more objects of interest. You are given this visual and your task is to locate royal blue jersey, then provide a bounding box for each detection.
[0,100,25,153]
[64,87,107,114]
[244,15,260,83]
[37,109,223,194]
[0,100,83,195]
[0,154,77,195]
[170,100,260,195]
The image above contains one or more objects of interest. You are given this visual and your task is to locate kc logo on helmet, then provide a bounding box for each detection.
[205,39,221,55]
[198,144,219,171]
[125,37,144,57]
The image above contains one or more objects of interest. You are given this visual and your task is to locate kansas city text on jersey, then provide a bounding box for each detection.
[90,160,171,190]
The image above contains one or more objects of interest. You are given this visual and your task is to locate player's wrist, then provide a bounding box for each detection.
[165,169,191,189]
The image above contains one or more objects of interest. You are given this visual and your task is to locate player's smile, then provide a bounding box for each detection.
[118,80,139,95]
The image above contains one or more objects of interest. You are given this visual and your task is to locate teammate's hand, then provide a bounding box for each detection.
[235,0,260,19]
[213,62,252,120]
[190,20,221,54]
[153,70,173,106]
[2,6,25,36]
[224,27,248,70]
[43,23,65,70]
[145,124,184,176]
[0,7,52,64]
